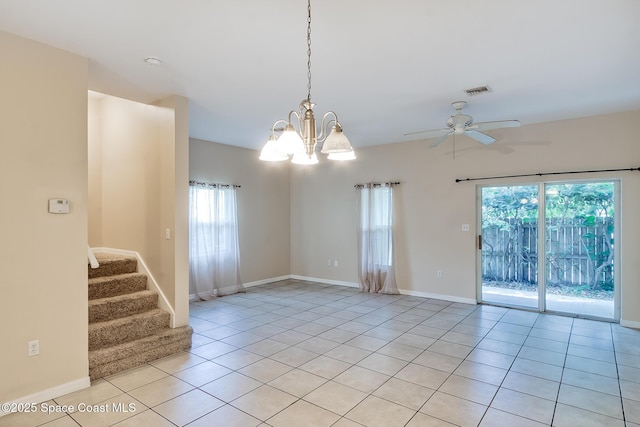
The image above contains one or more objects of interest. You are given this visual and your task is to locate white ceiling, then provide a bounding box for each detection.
[2,0,639,151]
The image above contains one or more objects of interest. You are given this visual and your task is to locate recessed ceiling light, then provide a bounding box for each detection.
[144,57,162,66]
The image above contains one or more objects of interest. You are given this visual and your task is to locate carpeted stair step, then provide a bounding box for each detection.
[88,326,193,380]
[88,273,148,300]
[89,309,170,351]
[89,253,137,279]
[89,290,158,323]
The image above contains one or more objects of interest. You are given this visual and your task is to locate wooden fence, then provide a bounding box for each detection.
[481,217,614,289]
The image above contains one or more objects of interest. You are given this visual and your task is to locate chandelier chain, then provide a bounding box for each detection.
[306,0,312,102]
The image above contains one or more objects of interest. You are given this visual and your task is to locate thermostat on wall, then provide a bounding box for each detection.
[48,199,70,214]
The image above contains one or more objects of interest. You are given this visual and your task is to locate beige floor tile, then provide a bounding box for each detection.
[268,400,340,427]
[220,332,265,348]
[299,355,352,379]
[373,377,435,410]
[185,404,262,427]
[558,383,623,419]
[149,351,207,374]
[510,358,563,382]
[501,371,559,401]
[105,365,169,392]
[624,398,640,424]
[200,372,262,402]
[438,375,498,406]
[324,344,372,364]
[621,379,640,401]
[357,352,408,376]
[345,395,415,427]
[127,375,194,407]
[243,338,290,356]
[333,365,390,394]
[479,408,547,427]
[230,385,297,421]
[332,417,367,427]
[69,396,146,427]
[272,346,321,367]
[189,340,238,359]
[490,388,555,425]
[420,391,487,427]
[394,363,449,390]
[561,368,620,396]
[303,380,368,416]
[54,380,123,406]
[345,335,389,352]
[440,331,484,347]
[376,341,423,361]
[552,403,625,427]
[393,332,437,349]
[111,409,175,426]
[428,340,473,359]
[173,361,232,387]
[268,368,328,397]
[405,412,457,426]
[153,389,223,426]
[413,350,463,373]
[34,416,77,426]
[476,337,522,356]
[453,360,508,386]
[517,345,566,366]
[465,348,514,370]
[564,355,618,378]
[238,358,292,383]
[212,349,264,370]
[0,400,68,427]
[295,336,341,354]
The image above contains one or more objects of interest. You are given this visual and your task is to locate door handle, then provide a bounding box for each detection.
[478,235,482,250]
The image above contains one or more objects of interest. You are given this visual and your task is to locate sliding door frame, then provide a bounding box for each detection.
[476,179,621,322]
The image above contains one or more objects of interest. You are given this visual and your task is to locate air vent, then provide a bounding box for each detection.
[464,85,492,96]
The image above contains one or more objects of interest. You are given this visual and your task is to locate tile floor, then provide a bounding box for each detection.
[2,279,640,427]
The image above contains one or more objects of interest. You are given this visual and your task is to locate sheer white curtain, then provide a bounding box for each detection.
[356,183,399,294]
[189,182,244,300]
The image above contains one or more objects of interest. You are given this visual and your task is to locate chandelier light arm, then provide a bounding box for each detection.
[317,111,339,142]
[271,119,290,134]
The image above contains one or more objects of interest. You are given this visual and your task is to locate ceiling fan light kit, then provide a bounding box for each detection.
[259,0,355,164]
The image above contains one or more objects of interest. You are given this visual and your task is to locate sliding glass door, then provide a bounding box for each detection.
[479,181,618,320]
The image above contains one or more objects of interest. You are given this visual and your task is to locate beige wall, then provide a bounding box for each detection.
[189,138,291,283]
[290,110,640,325]
[0,31,89,402]
[88,94,190,326]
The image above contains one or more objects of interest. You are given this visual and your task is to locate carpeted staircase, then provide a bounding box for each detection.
[88,252,193,380]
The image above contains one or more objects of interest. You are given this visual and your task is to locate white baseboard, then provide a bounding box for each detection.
[287,275,476,304]
[92,247,177,328]
[290,275,359,288]
[620,319,640,329]
[0,377,90,418]
[244,275,292,288]
[398,289,477,305]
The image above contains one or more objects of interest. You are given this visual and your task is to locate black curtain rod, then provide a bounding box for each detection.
[455,167,640,183]
[354,181,400,189]
[189,180,241,188]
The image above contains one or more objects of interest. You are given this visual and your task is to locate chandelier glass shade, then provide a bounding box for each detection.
[259,0,355,164]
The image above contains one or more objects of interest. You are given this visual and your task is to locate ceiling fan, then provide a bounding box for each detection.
[405,101,521,148]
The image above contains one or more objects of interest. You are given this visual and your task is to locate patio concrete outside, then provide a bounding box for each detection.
[482,285,615,319]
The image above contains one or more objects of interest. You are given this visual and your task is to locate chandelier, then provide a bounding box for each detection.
[259,0,355,165]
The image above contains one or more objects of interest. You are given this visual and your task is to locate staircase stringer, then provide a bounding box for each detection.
[90,247,176,327]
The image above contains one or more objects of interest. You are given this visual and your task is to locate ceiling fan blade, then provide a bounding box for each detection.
[429,131,454,148]
[465,129,496,144]
[404,128,451,138]
[472,120,521,131]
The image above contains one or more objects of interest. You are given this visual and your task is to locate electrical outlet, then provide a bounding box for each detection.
[165,228,171,240]
[334,260,338,267]
[437,270,443,279]
[461,224,470,232]
[28,340,39,356]
[327,259,331,266]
